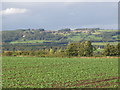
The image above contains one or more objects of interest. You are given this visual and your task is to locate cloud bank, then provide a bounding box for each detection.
[0,8,28,15]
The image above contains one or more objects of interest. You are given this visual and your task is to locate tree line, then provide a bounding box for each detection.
[2,41,120,57]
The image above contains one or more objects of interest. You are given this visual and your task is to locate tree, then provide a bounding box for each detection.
[83,41,93,56]
[115,43,120,56]
[77,41,93,56]
[49,48,54,56]
[103,44,118,56]
[66,43,78,56]
[66,41,93,57]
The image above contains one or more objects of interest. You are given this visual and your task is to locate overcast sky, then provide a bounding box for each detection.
[1,2,118,30]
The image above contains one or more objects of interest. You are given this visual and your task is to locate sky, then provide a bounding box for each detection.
[1,2,118,30]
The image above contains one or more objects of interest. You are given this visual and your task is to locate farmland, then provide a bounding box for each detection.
[2,28,119,51]
[2,56,119,88]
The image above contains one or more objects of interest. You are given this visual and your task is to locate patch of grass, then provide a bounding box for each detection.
[10,40,59,44]
[95,48,104,52]
[67,33,88,41]
[92,32,101,35]
[85,35,102,41]
[10,40,45,44]
[67,36,82,41]
[97,30,118,32]
[92,42,119,46]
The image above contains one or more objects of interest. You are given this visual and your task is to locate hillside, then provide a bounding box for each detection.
[2,28,119,51]
[2,28,119,43]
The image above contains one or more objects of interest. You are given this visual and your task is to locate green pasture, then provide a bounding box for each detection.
[97,30,118,32]
[10,40,45,44]
[10,40,59,44]
[67,33,88,41]
[92,42,119,46]
[85,35,102,41]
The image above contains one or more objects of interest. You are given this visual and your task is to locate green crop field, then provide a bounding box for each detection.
[2,56,119,88]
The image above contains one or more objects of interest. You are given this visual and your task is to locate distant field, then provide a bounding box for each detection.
[10,40,45,44]
[2,56,119,88]
[10,40,58,44]
[97,30,118,32]
[85,35,102,41]
[92,42,119,46]
[68,36,82,41]
[67,33,88,41]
